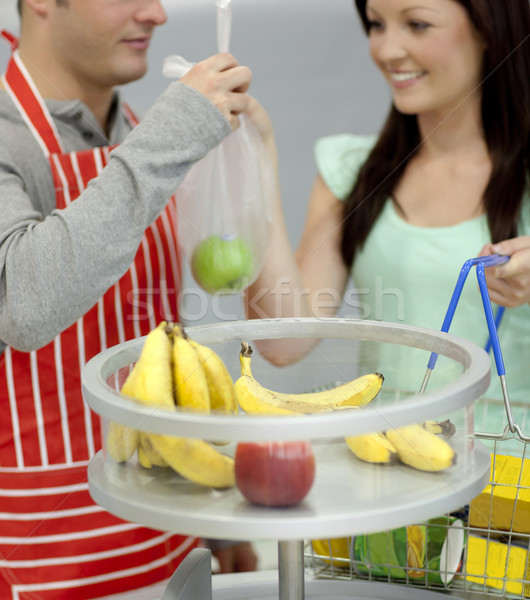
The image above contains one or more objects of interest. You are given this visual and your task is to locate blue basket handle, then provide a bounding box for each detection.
[426,254,509,371]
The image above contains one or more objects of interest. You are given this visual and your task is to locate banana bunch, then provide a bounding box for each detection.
[345,422,456,472]
[345,431,398,465]
[106,321,237,488]
[235,342,384,415]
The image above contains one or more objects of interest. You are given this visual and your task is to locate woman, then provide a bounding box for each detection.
[246,0,530,402]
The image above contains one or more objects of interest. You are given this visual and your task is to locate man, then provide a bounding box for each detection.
[0,0,257,597]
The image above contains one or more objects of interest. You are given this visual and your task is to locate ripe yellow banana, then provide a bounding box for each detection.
[148,434,235,488]
[137,433,168,468]
[345,431,398,465]
[385,424,456,472]
[106,420,139,462]
[311,538,351,568]
[235,342,384,415]
[172,324,210,413]
[121,321,175,410]
[111,321,173,464]
[137,443,153,469]
[189,340,238,414]
[423,419,456,437]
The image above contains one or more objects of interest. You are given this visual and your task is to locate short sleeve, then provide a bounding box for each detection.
[314,134,377,201]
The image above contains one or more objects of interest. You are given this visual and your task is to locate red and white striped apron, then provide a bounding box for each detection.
[0,40,197,600]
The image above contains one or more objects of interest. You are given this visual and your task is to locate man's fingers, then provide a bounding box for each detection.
[179,54,252,129]
[219,65,252,94]
[205,51,241,72]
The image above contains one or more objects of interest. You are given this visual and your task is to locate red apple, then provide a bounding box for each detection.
[234,441,316,507]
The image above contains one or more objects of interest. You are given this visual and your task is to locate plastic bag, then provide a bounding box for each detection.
[163,0,274,295]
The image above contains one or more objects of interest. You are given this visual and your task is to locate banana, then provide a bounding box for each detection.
[423,419,456,437]
[137,443,153,468]
[311,538,351,568]
[106,420,139,462]
[385,424,456,472]
[406,525,426,578]
[116,321,233,487]
[345,431,398,465]
[111,321,173,464]
[138,433,168,468]
[149,434,235,488]
[235,342,384,415]
[172,324,210,413]
[121,321,175,410]
[189,340,238,414]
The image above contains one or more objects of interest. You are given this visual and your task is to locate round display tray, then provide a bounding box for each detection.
[88,434,490,540]
[84,317,492,541]
[82,318,491,440]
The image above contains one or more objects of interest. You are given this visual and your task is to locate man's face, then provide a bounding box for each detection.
[47,0,167,89]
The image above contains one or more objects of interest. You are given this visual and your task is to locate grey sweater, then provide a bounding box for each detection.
[0,81,231,353]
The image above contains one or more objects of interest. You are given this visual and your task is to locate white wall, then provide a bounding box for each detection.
[0,0,390,325]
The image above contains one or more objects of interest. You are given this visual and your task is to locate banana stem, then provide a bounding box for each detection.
[240,342,253,357]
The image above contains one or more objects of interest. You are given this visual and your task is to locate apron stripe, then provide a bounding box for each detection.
[70,151,86,194]
[3,349,24,467]
[0,531,175,566]
[95,147,105,174]
[120,103,140,128]
[97,297,107,352]
[53,336,73,464]
[149,223,170,321]
[141,237,157,331]
[112,282,126,345]
[127,261,142,339]
[0,523,148,547]
[30,351,48,467]
[51,155,72,207]
[77,319,96,459]
[160,206,182,294]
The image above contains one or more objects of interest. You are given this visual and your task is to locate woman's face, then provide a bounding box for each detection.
[365,0,486,119]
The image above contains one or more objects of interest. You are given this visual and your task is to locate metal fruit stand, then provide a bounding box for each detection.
[82,317,495,600]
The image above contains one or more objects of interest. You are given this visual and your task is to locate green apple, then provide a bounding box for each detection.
[192,234,254,293]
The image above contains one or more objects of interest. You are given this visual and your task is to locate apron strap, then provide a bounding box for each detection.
[1,51,65,156]
[121,102,140,128]
[1,30,18,51]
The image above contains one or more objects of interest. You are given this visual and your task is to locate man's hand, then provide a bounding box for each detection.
[479,236,530,307]
[212,541,258,573]
[180,53,252,131]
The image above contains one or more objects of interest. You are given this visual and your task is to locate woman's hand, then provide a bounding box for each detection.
[244,96,278,171]
[479,236,530,307]
[212,541,258,573]
[244,96,273,139]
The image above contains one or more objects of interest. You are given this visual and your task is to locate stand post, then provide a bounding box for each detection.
[278,540,305,600]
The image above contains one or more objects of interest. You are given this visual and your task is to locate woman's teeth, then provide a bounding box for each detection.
[391,71,425,82]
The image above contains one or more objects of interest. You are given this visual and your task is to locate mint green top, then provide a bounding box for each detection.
[315,134,530,423]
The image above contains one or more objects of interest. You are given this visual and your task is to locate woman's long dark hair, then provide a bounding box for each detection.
[342,0,530,268]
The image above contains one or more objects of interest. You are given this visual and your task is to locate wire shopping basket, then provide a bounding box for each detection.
[306,255,530,598]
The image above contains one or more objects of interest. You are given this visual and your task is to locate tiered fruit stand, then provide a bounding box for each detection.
[82,318,492,600]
